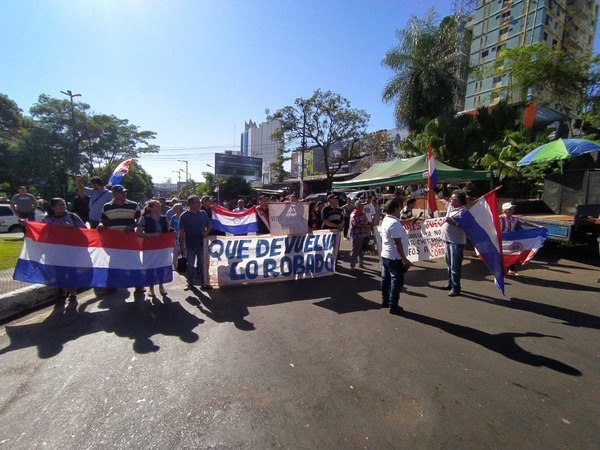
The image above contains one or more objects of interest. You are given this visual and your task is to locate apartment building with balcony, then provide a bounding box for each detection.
[463,0,598,118]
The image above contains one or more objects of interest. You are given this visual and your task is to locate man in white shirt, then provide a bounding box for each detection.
[363,196,375,226]
[380,199,412,315]
[233,199,248,213]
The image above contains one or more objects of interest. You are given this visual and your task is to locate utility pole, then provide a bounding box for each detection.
[178,160,189,182]
[300,102,307,199]
[60,90,81,174]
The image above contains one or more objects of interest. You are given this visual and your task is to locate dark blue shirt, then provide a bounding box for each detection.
[179,209,210,250]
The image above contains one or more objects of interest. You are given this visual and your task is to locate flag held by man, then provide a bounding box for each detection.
[452,190,505,294]
[108,159,133,185]
[502,228,548,266]
[211,205,258,235]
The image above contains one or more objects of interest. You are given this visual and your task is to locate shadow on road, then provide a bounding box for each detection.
[460,290,600,330]
[0,291,203,358]
[403,310,582,376]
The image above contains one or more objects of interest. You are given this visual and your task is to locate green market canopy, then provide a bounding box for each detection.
[331,155,491,189]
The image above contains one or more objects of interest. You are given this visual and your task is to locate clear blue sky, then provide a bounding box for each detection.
[1,0,597,184]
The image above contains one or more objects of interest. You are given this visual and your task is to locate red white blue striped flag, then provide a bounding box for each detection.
[108,158,133,185]
[452,190,505,294]
[13,222,174,288]
[211,205,258,235]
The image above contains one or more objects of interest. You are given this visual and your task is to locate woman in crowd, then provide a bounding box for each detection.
[136,199,170,298]
[43,197,86,301]
[349,201,371,270]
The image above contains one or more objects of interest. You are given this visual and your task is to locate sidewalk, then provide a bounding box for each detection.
[0,268,57,322]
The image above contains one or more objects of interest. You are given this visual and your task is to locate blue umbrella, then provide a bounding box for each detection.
[517,138,600,166]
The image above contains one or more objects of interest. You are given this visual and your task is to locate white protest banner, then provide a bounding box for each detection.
[268,202,309,236]
[206,230,340,287]
[374,217,446,263]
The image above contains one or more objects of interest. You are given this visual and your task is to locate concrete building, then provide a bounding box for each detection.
[240,119,282,186]
[464,0,598,112]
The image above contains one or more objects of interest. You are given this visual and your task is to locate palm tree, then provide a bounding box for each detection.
[382,9,468,133]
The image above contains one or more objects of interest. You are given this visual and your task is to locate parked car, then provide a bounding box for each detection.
[0,204,45,233]
[303,191,347,205]
[346,189,379,203]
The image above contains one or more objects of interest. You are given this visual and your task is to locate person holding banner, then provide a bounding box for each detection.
[321,194,344,231]
[179,195,211,291]
[42,197,87,301]
[136,199,170,298]
[442,191,468,297]
[380,199,412,315]
[256,195,271,235]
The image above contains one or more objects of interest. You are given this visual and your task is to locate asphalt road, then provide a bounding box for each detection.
[0,241,599,449]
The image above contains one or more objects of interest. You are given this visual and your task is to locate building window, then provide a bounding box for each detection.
[482,50,489,58]
[493,76,503,84]
[499,27,509,36]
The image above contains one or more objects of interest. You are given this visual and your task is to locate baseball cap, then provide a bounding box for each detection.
[502,202,515,211]
[111,184,127,193]
[327,194,338,200]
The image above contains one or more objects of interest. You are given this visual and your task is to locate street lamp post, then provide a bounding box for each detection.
[178,160,189,182]
[60,89,81,173]
[172,170,182,183]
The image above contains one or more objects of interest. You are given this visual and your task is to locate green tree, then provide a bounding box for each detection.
[271,89,369,189]
[270,144,290,182]
[382,9,468,132]
[495,43,600,136]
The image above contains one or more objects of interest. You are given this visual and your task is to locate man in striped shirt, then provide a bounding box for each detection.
[97,185,140,232]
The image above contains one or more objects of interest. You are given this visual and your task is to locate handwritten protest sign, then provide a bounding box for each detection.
[374,217,446,263]
[206,230,340,287]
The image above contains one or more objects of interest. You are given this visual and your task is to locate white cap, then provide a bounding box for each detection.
[502,202,515,211]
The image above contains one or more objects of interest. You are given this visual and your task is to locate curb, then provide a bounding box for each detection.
[0,284,58,323]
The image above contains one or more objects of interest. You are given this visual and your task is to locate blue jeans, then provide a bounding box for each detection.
[445,242,465,293]
[381,257,405,306]
[186,247,205,286]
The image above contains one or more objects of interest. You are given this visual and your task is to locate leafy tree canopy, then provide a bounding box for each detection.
[271,89,369,189]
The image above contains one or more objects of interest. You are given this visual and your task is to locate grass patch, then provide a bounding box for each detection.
[0,237,24,270]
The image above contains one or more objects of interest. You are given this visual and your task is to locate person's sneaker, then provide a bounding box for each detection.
[448,290,460,297]
[183,284,192,291]
[441,284,452,290]
[507,270,520,276]
[201,284,213,290]
[380,302,389,309]
[388,305,404,315]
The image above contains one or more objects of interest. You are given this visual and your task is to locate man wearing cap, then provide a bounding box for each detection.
[499,201,542,276]
[76,175,112,229]
[321,194,344,231]
[97,185,140,232]
[233,199,248,213]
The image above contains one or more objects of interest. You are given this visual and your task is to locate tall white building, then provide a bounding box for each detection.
[241,119,282,185]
